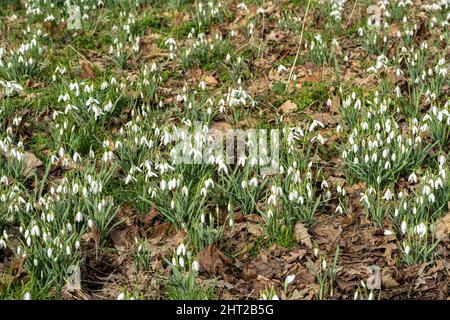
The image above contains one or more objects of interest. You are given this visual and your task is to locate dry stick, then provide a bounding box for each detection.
[89,6,105,37]
[68,44,91,64]
[341,0,359,49]
[345,0,359,30]
[288,0,312,82]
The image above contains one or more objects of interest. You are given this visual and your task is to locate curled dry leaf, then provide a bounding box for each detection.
[197,244,232,275]
[80,61,96,80]
[435,213,450,240]
[279,100,297,115]
[139,206,160,226]
[330,95,341,114]
[23,151,43,176]
[294,222,312,248]
[310,112,340,126]
[381,268,399,288]
[110,228,130,253]
[203,74,218,86]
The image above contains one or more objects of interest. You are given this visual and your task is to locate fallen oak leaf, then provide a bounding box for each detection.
[330,95,341,114]
[294,222,312,248]
[435,213,450,241]
[309,112,340,126]
[23,151,43,176]
[80,61,96,80]
[197,244,232,275]
[381,268,399,288]
[138,206,160,226]
[110,228,129,253]
[279,100,297,114]
[203,74,218,86]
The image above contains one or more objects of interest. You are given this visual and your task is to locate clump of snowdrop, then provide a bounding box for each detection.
[167,243,213,299]
[133,63,162,104]
[354,280,379,300]
[329,0,347,22]
[0,80,24,97]
[180,32,231,70]
[307,246,340,300]
[109,11,139,68]
[192,1,225,32]
[259,287,280,300]
[308,34,334,65]
[0,28,46,82]
[341,93,431,188]
[423,102,450,150]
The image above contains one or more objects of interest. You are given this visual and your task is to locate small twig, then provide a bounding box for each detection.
[89,5,105,37]
[345,0,359,30]
[288,0,312,82]
[68,44,91,64]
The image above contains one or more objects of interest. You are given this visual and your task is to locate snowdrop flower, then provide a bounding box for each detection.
[401,221,408,234]
[75,211,83,223]
[383,189,393,201]
[408,172,417,184]
[23,292,31,300]
[178,257,185,268]
[404,244,411,255]
[192,261,200,272]
[237,2,248,11]
[177,243,186,256]
[277,64,287,74]
[285,275,295,285]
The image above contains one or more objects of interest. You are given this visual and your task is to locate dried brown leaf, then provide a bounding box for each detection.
[198,244,232,275]
[279,100,297,114]
[294,222,312,248]
[23,151,43,176]
[435,213,450,240]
